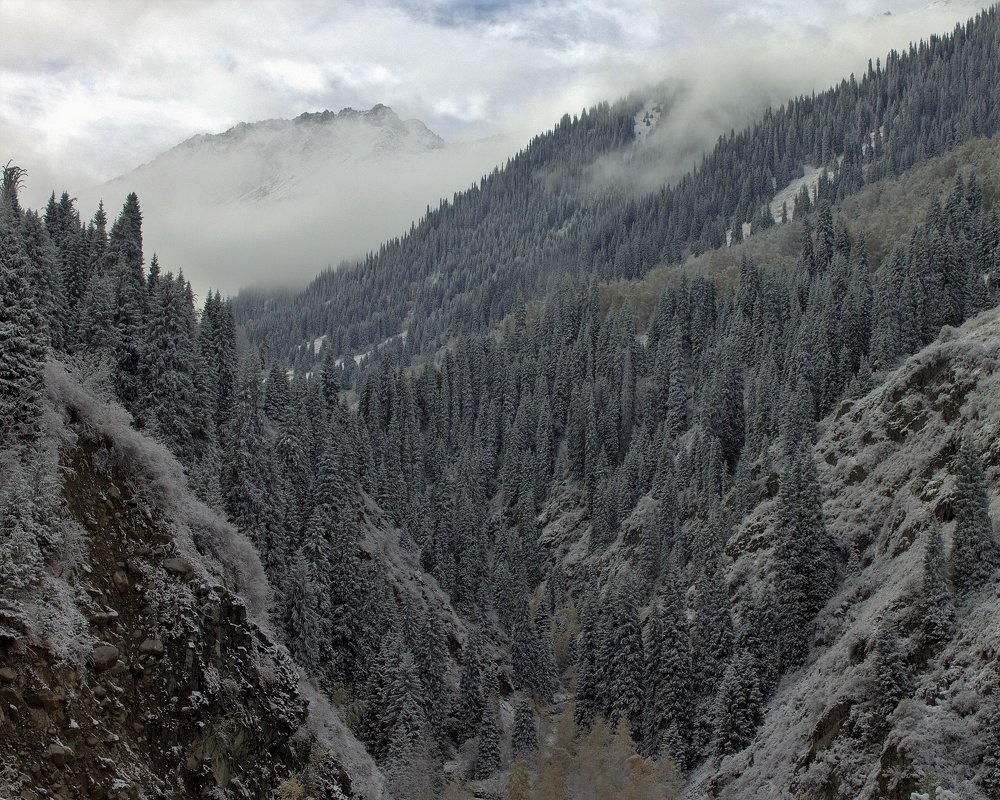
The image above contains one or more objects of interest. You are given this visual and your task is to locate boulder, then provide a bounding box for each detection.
[47,743,73,767]
[139,639,165,657]
[89,645,120,673]
[162,557,194,579]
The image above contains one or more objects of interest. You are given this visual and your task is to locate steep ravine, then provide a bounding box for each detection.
[0,363,380,799]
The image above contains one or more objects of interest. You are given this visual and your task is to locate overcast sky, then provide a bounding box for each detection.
[0,0,987,291]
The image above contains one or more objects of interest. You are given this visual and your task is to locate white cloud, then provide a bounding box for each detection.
[0,0,989,291]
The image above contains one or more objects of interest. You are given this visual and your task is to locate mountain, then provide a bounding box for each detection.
[132,105,446,205]
[6,5,1000,800]
[97,105,516,294]
[233,4,1000,373]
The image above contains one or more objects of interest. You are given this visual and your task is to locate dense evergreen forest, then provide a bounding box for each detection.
[4,6,1000,800]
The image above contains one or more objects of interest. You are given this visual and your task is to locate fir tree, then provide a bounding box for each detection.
[384,650,430,767]
[454,633,485,742]
[574,598,602,731]
[641,574,694,765]
[604,581,645,734]
[980,699,1000,799]
[0,466,44,591]
[411,608,449,733]
[736,586,781,700]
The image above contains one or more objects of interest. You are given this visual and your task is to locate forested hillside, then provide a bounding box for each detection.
[4,6,1000,800]
[235,5,1000,373]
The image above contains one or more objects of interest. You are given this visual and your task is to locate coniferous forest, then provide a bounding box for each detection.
[4,5,1000,800]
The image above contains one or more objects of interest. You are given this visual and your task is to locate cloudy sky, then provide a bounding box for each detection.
[0,0,986,290]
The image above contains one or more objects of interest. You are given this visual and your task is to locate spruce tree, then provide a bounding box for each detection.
[139,273,198,464]
[950,437,1000,593]
[689,564,733,699]
[513,698,539,757]
[0,216,46,446]
[872,624,913,719]
[474,689,503,780]
[574,597,602,731]
[712,650,763,758]
[412,608,448,733]
[641,574,694,765]
[736,586,781,700]
[454,633,485,742]
[604,582,645,734]
[920,527,954,650]
[384,650,430,763]
[0,466,44,591]
[980,699,1000,799]
[775,437,835,672]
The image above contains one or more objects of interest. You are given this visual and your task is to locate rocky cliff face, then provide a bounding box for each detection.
[0,363,379,799]
[699,310,1000,799]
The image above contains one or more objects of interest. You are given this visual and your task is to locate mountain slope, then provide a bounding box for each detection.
[701,309,1000,799]
[235,6,1000,371]
[0,360,385,799]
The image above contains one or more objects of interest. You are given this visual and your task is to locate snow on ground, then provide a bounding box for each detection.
[696,308,1000,799]
[633,101,662,146]
[331,330,408,369]
[312,334,327,355]
[769,166,824,221]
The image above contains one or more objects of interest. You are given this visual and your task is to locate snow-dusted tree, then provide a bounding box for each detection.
[20,210,66,350]
[474,690,502,780]
[574,598,602,731]
[0,466,44,591]
[139,272,198,464]
[980,699,1000,798]
[950,437,1000,593]
[513,698,538,758]
[712,650,763,758]
[604,582,645,734]
[775,437,835,672]
[920,527,954,650]
[356,629,403,759]
[411,607,448,733]
[641,574,694,765]
[281,550,318,667]
[0,215,46,446]
[222,359,284,569]
[872,624,913,719]
[454,632,485,742]
[735,586,781,700]
[76,271,119,356]
[512,596,557,702]
[384,651,437,800]
[689,564,733,703]
[106,192,147,411]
